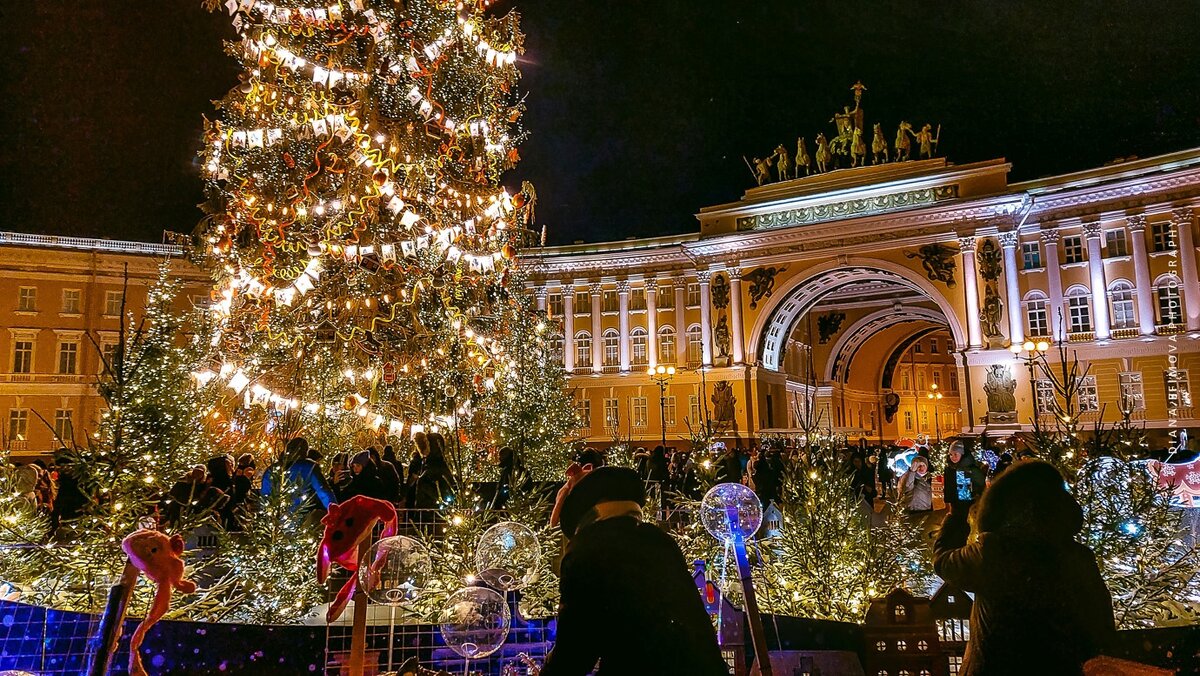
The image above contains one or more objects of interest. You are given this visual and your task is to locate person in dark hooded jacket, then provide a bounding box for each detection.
[934,460,1114,675]
[944,440,986,507]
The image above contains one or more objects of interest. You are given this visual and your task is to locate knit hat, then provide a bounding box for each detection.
[558,466,646,538]
[350,450,372,468]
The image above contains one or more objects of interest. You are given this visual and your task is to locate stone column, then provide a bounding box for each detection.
[1041,229,1065,341]
[535,286,547,314]
[590,282,603,373]
[674,277,688,368]
[645,276,658,368]
[959,236,983,349]
[1082,221,1111,340]
[1126,216,1156,336]
[999,231,1024,344]
[728,267,746,364]
[617,280,631,372]
[562,283,575,372]
[1173,207,1200,331]
[698,271,714,367]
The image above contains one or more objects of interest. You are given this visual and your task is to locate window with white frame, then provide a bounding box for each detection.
[1157,282,1183,325]
[575,331,592,367]
[12,339,33,374]
[602,329,620,367]
[687,283,700,307]
[658,326,676,364]
[548,334,564,364]
[630,288,646,311]
[1118,372,1144,412]
[948,655,963,676]
[664,396,677,427]
[689,395,701,425]
[1025,293,1049,337]
[58,341,79,375]
[686,324,703,365]
[8,409,29,441]
[575,398,591,429]
[1077,375,1099,412]
[657,285,674,309]
[631,397,648,429]
[1063,235,1084,264]
[901,370,911,390]
[1151,222,1175,252]
[1105,229,1129,257]
[1166,369,1192,412]
[904,410,914,431]
[17,287,37,312]
[54,409,73,441]
[1109,281,1136,329]
[547,293,563,317]
[602,291,618,313]
[631,327,648,366]
[1022,241,1042,269]
[101,342,118,373]
[61,289,82,314]
[105,290,124,316]
[1035,379,1056,413]
[1067,288,1092,333]
[603,398,620,429]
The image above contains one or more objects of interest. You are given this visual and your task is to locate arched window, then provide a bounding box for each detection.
[1023,290,1049,337]
[1109,280,1136,329]
[658,326,676,364]
[603,328,620,367]
[630,327,648,366]
[1155,275,1183,325]
[547,334,564,364]
[574,331,592,368]
[1066,286,1092,333]
[686,324,704,366]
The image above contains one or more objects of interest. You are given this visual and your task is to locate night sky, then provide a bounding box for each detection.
[2,1,1199,246]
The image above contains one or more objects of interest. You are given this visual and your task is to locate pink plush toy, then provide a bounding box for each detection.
[121,529,196,676]
[317,495,398,622]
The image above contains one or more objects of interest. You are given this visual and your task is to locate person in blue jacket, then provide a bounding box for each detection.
[261,436,335,512]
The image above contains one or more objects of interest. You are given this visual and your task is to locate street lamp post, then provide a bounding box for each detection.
[1008,339,1051,421]
[925,383,945,440]
[647,364,676,449]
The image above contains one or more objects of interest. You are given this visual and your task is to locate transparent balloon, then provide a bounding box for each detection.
[701,482,763,541]
[438,587,511,659]
[474,521,541,592]
[358,536,432,606]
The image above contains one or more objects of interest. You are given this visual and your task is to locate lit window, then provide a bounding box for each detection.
[1022,241,1041,269]
[631,328,648,366]
[917,640,929,652]
[547,334,565,364]
[61,289,82,314]
[1109,282,1136,329]
[603,399,619,430]
[1106,229,1129,257]
[1077,375,1099,413]
[1118,372,1144,413]
[8,409,29,441]
[631,397,648,429]
[948,655,963,676]
[1035,380,1056,414]
[1063,235,1084,264]
[1165,369,1192,412]
[17,287,37,312]
[575,399,591,429]
[896,639,908,651]
[875,641,887,652]
[658,326,676,364]
[105,290,124,317]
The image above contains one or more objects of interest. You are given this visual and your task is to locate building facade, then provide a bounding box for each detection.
[525,150,1200,448]
[0,233,207,460]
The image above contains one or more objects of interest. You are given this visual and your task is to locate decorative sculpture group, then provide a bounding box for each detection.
[746,81,941,185]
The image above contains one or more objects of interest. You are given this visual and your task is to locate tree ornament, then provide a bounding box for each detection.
[344,394,360,411]
[511,192,526,208]
[373,169,389,186]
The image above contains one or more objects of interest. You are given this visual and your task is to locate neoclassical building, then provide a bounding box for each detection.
[524,149,1200,447]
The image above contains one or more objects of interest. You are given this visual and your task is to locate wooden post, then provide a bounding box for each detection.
[349,573,368,676]
[728,506,772,676]
[87,561,139,676]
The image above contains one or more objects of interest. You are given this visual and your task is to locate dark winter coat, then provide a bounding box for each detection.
[944,453,986,505]
[714,451,742,484]
[412,449,452,510]
[933,461,1114,676]
[374,458,402,503]
[540,516,726,676]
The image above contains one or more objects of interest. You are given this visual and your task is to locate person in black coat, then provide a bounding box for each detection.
[413,433,452,510]
[714,443,742,485]
[343,450,384,500]
[944,440,986,507]
[542,466,726,675]
[934,460,1114,675]
[371,446,401,503]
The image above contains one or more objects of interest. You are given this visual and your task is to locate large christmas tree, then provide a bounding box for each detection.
[196,0,573,476]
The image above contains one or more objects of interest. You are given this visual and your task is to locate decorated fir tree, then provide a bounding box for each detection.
[196,0,571,484]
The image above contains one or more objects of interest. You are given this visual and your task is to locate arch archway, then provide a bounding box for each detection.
[823,306,950,382]
[749,257,966,372]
